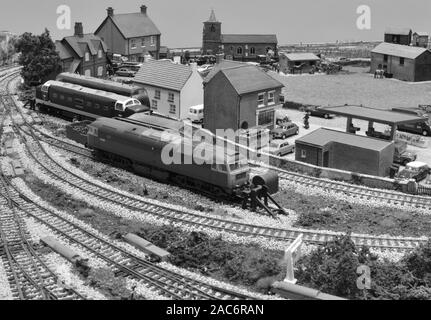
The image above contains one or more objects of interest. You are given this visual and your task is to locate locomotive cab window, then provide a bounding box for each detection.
[115,102,124,111]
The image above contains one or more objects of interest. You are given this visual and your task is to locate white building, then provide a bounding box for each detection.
[133,59,203,120]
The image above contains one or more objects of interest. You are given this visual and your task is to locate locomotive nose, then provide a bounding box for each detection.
[124,104,151,116]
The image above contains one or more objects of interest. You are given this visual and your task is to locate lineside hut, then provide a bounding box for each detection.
[295,128,395,177]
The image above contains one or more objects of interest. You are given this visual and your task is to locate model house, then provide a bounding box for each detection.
[55,22,108,77]
[95,5,161,61]
[133,59,203,119]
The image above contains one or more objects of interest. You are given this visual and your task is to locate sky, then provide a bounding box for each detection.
[1,0,431,47]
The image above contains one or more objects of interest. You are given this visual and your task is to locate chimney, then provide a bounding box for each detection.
[216,53,224,64]
[107,7,114,17]
[74,22,84,37]
[140,5,147,15]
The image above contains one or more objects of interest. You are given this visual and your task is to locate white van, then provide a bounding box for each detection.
[188,104,204,123]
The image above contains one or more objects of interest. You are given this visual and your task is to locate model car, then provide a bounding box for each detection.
[116,68,136,77]
[271,122,299,139]
[268,140,295,157]
[304,106,334,119]
[396,161,430,182]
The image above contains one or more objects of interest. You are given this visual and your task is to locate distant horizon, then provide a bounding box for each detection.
[1,0,430,47]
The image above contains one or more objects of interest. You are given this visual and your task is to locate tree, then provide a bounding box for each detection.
[14,29,60,86]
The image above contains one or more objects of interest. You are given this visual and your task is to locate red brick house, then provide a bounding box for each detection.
[95,5,161,62]
[203,61,284,134]
[55,22,108,78]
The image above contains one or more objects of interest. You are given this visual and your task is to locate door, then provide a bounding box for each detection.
[323,151,329,167]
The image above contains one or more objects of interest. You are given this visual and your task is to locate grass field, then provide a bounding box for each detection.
[270,67,431,110]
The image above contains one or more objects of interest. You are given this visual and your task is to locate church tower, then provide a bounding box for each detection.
[202,9,222,55]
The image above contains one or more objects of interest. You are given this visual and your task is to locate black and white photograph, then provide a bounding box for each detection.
[1,0,431,308]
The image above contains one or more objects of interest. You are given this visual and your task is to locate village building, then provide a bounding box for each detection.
[295,128,395,177]
[384,27,412,46]
[133,59,203,120]
[278,52,320,74]
[202,10,277,61]
[413,32,429,48]
[371,42,431,82]
[55,22,108,78]
[203,61,284,135]
[95,5,161,62]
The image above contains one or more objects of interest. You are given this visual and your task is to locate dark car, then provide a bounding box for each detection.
[271,122,299,140]
[304,106,334,119]
[396,161,430,182]
[116,68,136,77]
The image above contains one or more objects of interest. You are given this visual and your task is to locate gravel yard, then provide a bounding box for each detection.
[271,67,431,110]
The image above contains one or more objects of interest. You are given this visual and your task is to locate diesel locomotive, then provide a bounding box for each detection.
[56,72,151,109]
[35,80,148,120]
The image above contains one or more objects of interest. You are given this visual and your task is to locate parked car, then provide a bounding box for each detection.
[271,122,299,139]
[391,108,431,136]
[393,141,417,166]
[116,68,136,77]
[304,106,334,119]
[396,161,430,182]
[268,140,295,157]
[187,104,204,123]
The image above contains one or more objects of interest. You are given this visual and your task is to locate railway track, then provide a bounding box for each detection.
[0,175,84,300]
[1,77,256,300]
[3,74,429,255]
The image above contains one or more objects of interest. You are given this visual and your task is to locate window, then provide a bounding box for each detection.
[268,91,275,105]
[97,66,103,77]
[168,92,174,102]
[74,98,84,105]
[230,46,234,52]
[85,52,90,61]
[250,47,256,55]
[150,36,155,45]
[258,110,275,126]
[84,69,91,76]
[115,102,124,111]
[169,104,176,114]
[141,38,146,47]
[400,57,405,65]
[131,39,137,49]
[257,92,265,107]
[155,90,161,100]
[383,54,388,62]
[67,97,73,102]
[98,50,102,59]
[151,100,158,110]
[237,47,243,55]
[301,150,307,158]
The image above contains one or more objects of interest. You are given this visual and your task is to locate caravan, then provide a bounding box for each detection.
[188,104,204,123]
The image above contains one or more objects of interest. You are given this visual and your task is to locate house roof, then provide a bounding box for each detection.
[371,42,429,59]
[384,27,412,35]
[414,32,429,37]
[320,105,426,125]
[63,33,107,59]
[203,60,248,83]
[133,60,193,91]
[221,34,278,44]
[107,13,161,39]
[55,41,74,60]
[297,128,393,151]
[214,65,284,95]
[280,52,320,61]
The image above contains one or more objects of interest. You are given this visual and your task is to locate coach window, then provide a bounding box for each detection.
[75,98,84,105]
[60,95,65,100]
[86,101,92,107]
[95,103,100,109]
[67,97,73,102]
[53,93,58,99]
